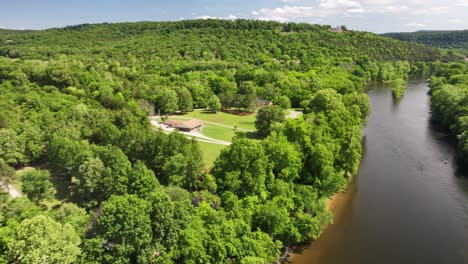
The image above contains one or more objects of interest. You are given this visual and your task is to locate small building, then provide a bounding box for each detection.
[256,99,273,108]
[164,119,184,128]
[330,26,343,33]
[164,119,203,132]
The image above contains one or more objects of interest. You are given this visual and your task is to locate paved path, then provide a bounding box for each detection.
[1,182,21,198]
[150,120,231,146]
[1,166,36,198]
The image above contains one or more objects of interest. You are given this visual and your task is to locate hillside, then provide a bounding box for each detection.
[0,20,445,63]
[0,20,456,263]
[383,30,468,51]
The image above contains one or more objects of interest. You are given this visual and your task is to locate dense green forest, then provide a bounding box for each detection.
[383,30,468,52]
[429,62,468,164]
[0,19,457,263]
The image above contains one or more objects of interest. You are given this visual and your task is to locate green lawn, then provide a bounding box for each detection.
[198,141,226,169]
[156,110,257,169]
[175,110,256,131]
[200,124,243,142]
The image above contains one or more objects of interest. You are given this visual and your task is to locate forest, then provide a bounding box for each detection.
[0,19,459,263]
[383,30,468,52]
[429,62,468,164]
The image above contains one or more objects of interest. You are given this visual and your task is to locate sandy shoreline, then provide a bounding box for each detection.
[287,175,358,263]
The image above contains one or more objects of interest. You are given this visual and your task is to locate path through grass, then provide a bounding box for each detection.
[175,110,256,131]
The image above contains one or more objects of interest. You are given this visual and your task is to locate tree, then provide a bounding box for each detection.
[157,90,178,114]
[91,144,132,200]
[304,88,345,115]
[207,94,222,113]
[177,88,194,112]
[73,157,106,205]
[51,203,90,237]
[343,93,371,124]
[21,169,55,204]
[0,159,16,193]
[213,138,271,198]
[97,195,153,263]
[8,215,81,264]
[47,135,92,178]
[391,78,406,99]
[253,198,291,242]
[19,121,45,161]
[272,95,291,110]
[128,160,159,199]
[0,197,42,225]
[0,128,25,165]
[236,81,257,112]
[161,140,204,190]
[255,106,285,138]
[263,134,302,182]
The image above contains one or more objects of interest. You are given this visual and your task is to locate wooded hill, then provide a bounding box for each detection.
[383,30,468,51]
[0,20,458,263]
[0,20,446,63]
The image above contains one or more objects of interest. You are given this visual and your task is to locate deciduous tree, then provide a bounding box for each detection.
[9,215,81,264]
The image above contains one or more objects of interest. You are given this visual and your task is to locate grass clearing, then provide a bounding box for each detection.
[198,141,227,169]
[154,110,257,168]
[175,110,257,131]
[200,124,247,142]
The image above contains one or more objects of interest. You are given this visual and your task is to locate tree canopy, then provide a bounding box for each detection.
[0,19,456,263]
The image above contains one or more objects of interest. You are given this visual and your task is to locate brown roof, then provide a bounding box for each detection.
[164,119,203,130]
[177,119,203,130]
[164,119,184,126]
[256,99,272,107]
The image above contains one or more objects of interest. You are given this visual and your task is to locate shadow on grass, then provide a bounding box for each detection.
[200,110,217,114]
[234,131,260,140]
[49,170,72,202]
[172,112,190,116]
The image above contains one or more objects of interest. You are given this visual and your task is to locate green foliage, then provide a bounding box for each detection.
[8,215,81,264]
[20,169,55,204]
[383,30,468,53]
[255,106,285,138]
[207,94,222,112]
[50,203,90,237]
[0,160,15,193]
[156,90,178,114]
[128,161,159,199]
[429,62,468,163]
[0,19,450,263]
[263,133,302,182]
[391,78,407,99]
[273,95,291,110]
[177,88,194,112]
[0,197,43,226]
[0,129,25,165]
[343,93,371,124]
[213,138,271,199]
[97,195,152,263]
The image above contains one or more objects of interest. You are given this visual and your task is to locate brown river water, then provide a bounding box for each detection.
[291,80,468,264]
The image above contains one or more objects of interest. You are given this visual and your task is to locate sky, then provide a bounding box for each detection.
[0,0,467,33]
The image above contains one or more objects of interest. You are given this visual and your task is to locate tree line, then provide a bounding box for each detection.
[429,62,468,164]
[383,30,468,53]
[0,19,456,263]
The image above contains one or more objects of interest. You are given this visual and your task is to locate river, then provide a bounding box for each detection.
[291,80,468,264]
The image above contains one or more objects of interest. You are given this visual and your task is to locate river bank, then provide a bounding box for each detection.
[289,80,468,264]
[287,170,359,263]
